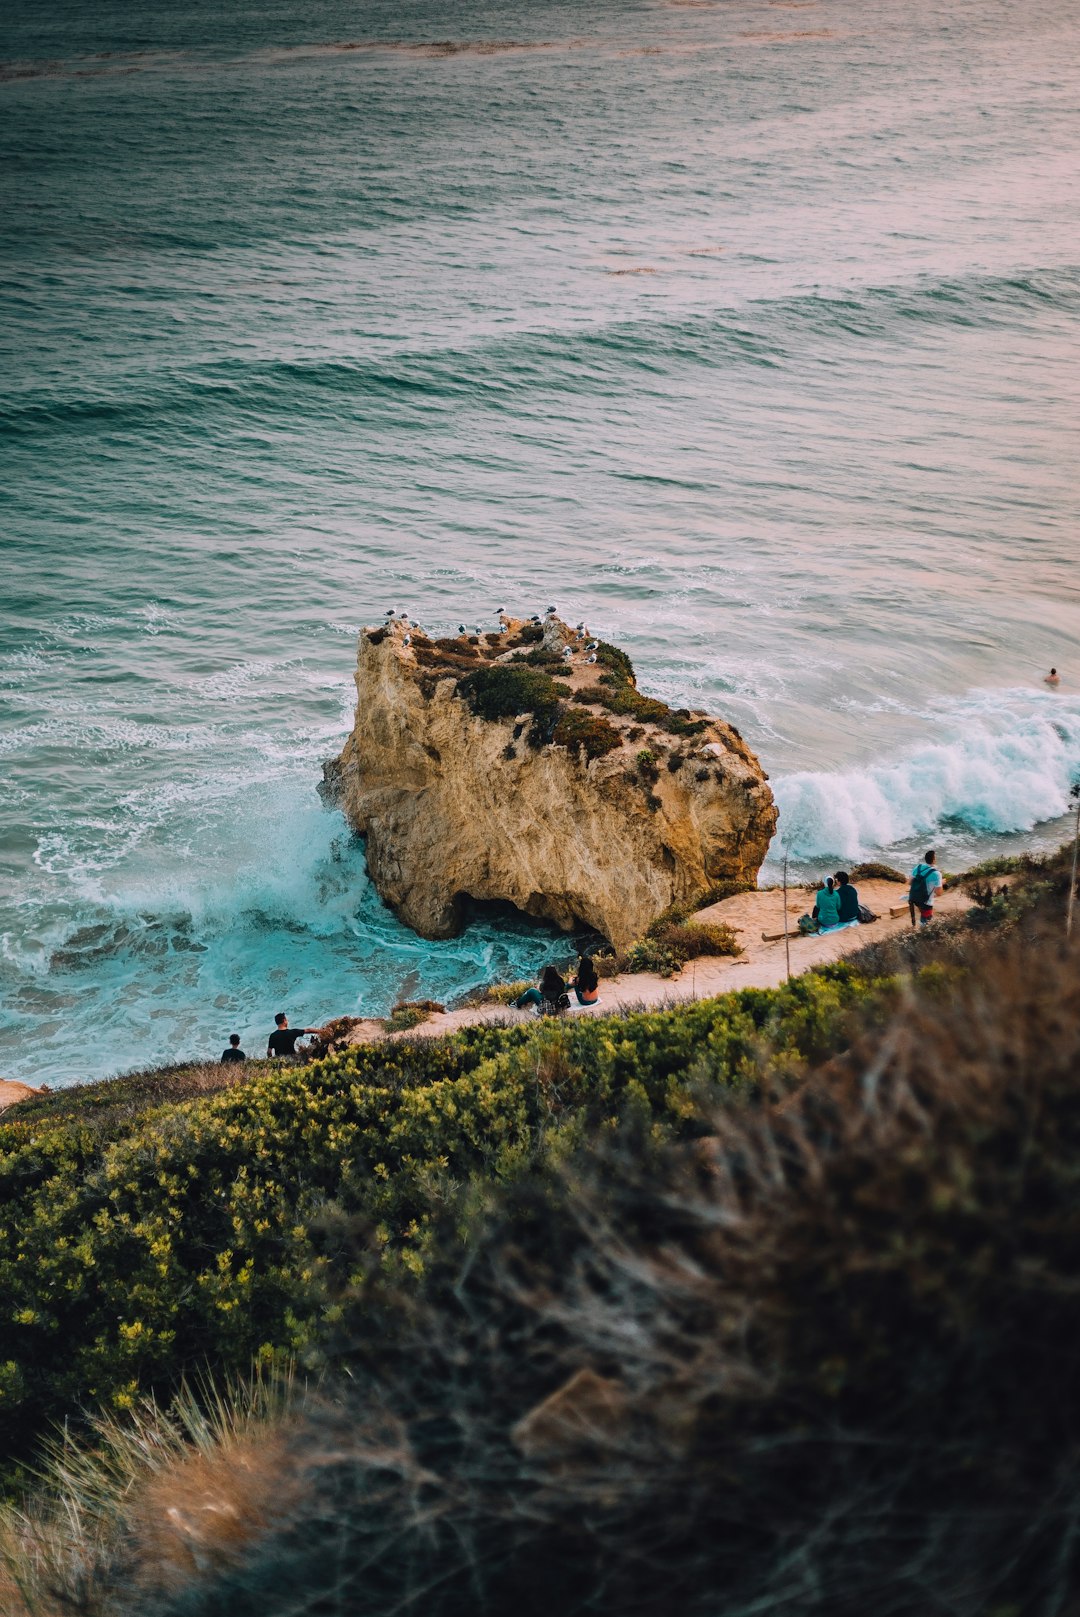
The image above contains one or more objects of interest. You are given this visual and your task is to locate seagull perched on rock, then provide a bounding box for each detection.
[458,625,466,634]
[562,646,573,660]
[586,653,597,664]
[403,633,412,647]
[546,605,557,616]
[586,641,599,652]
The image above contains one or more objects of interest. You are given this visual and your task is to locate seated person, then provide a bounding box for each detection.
[516,966,569,1012]
[813,877,841,930]
[833,871,860,924]
[569,953,600,1006]
[220,1033,247,1063]
[266,1012,318,1059]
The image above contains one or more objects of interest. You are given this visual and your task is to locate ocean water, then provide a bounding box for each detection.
[2,0,1079,1085]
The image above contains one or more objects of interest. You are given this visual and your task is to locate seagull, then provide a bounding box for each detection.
[403,633,412,646]
[530,615,541,624]
[586,641,599,652]
[546,605,557,615]
[586,653,597,664]
[458,625,466,634]
[576,627,586,639]
[562,646,573,660]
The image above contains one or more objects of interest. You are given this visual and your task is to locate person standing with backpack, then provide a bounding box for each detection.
[909,850,944,928]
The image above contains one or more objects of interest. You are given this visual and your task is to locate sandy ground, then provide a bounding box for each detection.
[343,877,975,1046]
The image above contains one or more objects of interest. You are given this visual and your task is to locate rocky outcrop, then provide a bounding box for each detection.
[325,615,776,951]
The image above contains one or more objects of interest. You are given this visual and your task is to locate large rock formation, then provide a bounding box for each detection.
[324,615,776,951]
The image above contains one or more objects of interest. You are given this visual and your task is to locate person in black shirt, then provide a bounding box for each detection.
[833,871,861,925]
[220,1034,247,1063]
[266,1012,317,1059]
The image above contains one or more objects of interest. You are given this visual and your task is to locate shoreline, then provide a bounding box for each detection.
[336,876,980,1049]
[0,878,981,1113]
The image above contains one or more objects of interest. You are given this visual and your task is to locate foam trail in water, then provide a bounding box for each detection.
[773,689,1080,861]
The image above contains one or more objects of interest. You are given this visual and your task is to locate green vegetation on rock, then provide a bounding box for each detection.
[551,705,622,760]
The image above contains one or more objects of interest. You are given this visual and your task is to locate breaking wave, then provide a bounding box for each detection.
[774,689,1080,862]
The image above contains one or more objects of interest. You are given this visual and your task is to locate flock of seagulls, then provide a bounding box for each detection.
[382,606,602,667]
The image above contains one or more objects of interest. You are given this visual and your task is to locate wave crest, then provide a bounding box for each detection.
[774,689,1080,861]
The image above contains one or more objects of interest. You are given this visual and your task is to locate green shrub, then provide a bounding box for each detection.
[623,938,684,977]
[457,665,560,731]
[622,920,740,977]
[467,980,531,1007]
[573,682,706,738]
[551,707,622,761]
[384,1004,440,1033]
[593,639,636,681]
[654,920,741,960]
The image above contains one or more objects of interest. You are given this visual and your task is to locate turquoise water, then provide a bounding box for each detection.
[3,0,1080,1084]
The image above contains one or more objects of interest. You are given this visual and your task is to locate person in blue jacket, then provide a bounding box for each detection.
[909,851,944,927]
[813,877,841,930]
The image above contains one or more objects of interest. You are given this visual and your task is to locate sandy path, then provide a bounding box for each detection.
[345,878,975,1046]
[0,882,975,1109]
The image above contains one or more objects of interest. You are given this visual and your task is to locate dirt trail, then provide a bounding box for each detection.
[344,878,975,1046]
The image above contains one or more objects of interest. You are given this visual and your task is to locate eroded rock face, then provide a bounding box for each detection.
[325,616,776,950]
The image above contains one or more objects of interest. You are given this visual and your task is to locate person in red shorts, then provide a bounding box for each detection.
[908,850,944,928]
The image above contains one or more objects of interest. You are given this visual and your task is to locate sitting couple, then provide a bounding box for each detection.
[516,954,599,1014]
[804,870,863,933]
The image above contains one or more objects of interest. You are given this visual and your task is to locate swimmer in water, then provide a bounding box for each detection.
[1044,668,1061,687]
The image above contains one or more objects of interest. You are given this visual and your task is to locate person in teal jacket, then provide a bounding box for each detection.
[813,877,841,930]
[909,850,944,927]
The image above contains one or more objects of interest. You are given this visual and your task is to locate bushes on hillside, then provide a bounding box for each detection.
[0,971,881,1493]
[142,922,1080,1617]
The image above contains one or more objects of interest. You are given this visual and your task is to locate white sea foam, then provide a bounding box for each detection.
[773,689,1080,861]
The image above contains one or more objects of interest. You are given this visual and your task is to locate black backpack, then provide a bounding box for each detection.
[909,869,930,908]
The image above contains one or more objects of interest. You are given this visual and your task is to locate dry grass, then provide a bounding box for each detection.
[0,1371,300,1616]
